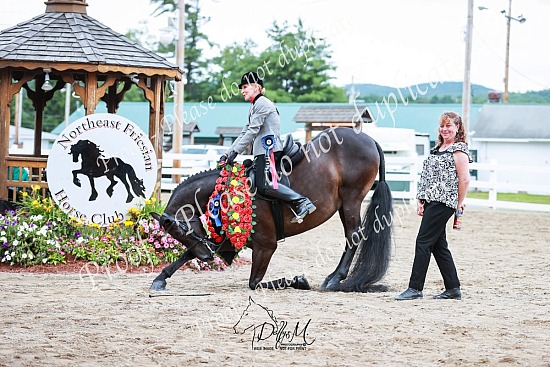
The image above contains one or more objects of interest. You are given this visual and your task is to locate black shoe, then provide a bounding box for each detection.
[291,198,316,223]
[433,287,462,300]
[395,287,423,300]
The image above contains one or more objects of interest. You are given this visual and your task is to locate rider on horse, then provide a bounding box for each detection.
[219,72,316,224]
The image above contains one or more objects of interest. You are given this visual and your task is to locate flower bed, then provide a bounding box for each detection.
[0,186,239,273]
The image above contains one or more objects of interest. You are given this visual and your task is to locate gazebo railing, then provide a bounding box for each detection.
[5,156,48,201]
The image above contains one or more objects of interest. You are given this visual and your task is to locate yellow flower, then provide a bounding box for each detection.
[232,212,240,220]
[232,166,238,173]
[145,199,151,205]
[91,223,101,229]
[123,220,134,227]
[234,226,242,233]
[31,184,41,192]
[32,200,39,207]
[230,179,239,186]
[232,196,240,204]
[22,192,28,197]
[151,197,156,202]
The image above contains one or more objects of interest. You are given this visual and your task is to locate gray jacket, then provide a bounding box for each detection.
[229,95,283,155]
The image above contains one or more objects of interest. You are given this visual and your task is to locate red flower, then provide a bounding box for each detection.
[203,162,256,250]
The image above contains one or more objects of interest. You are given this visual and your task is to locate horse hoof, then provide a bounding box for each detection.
[291,275,311,290]
[150,280,167,291]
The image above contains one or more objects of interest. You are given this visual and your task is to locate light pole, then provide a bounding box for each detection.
[502,0,526,103]
[160,0,185,183]
[462,0,474,140]
[480,1,526,103]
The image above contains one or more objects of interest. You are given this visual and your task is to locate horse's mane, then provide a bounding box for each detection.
[172,168,221,192]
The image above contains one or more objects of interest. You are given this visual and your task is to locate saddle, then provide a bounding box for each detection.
[243,134,305,241]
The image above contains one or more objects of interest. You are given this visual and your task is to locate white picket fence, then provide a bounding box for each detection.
[161,154,550,212]
[381,156,550,212]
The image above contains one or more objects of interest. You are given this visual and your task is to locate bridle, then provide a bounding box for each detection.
[160,213,224,257]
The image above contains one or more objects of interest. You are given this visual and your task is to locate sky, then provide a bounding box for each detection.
[1,0,549,93]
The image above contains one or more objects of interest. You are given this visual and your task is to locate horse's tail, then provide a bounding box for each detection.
[336,140,393,292]
[125,163,146,198]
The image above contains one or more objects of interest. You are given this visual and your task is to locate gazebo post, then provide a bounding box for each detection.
[84,72,97,115]
[148,76,165,199]
[0,69,11,198]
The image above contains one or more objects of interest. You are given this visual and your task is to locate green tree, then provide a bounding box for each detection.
[209,19,347,103]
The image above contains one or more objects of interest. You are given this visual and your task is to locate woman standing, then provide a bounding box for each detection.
[220,71,316,224]
[396,111,471,300]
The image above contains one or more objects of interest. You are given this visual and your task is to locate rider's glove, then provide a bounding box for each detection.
[226,151,238,165]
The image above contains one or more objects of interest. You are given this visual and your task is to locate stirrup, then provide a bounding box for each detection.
[290,202,316,224]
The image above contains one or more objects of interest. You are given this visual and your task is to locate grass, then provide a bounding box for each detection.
[468,191,550,205]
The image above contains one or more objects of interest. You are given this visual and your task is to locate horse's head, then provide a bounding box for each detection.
[69,140,102,162]
[151,212,217,262]
[233,296,278,335]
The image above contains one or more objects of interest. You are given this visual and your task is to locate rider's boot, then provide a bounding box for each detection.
[264,184,316,223]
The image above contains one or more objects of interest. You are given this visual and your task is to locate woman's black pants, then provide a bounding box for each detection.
[408,201,460,291]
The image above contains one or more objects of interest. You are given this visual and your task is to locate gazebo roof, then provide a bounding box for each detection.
[0,4,179,77]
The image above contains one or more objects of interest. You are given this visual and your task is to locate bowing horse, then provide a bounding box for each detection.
[151,127,393,292]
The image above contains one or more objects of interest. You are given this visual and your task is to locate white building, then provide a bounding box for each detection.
[471,104,550,195]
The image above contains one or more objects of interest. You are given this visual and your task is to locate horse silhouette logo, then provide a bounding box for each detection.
[233,296,315,350]
[69,139,146,203]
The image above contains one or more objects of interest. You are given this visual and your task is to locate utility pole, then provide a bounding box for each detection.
[462,0,474,138]
[172,0,185,183]
[503,0,512,103]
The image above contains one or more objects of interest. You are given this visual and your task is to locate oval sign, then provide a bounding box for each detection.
[47,113,158,226]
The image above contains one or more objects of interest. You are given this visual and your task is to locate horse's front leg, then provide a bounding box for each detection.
[150,250,195,291]
[72,170,82,187]
[87,176,98,201]
[249,245,309,290]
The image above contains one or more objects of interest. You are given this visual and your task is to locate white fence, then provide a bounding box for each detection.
[380,157,550,212]
[161,153,253,191]
[161,154,550,212]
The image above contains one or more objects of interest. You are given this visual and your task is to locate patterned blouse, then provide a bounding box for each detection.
[417,142,472,209]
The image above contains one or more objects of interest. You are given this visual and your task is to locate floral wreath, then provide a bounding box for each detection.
[202,163,255,250]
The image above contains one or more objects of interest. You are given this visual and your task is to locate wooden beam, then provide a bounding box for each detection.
[9,72,40,100]
[136,78,155,107]
[94,75,117,106]
[0,69,11,199]
[61,74,87,103]
[149,77,164,201]
[84,72,97,114]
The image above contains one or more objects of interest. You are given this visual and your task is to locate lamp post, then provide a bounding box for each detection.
[160,0,185,183]
[462,0,474,140]
[502,0,526,103]
[480,0,526,103]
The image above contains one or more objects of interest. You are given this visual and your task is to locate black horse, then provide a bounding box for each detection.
[151,127,393,292]
[69,139,146,203]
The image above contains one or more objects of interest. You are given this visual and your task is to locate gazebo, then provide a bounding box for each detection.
[0,0,181,201]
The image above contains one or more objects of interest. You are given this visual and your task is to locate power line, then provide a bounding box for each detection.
[472,25,550,91]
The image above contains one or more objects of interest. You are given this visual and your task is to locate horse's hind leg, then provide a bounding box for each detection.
[106,174,118,197]
[115,172,134,203]
[321,204,361,290]
[150,250,195,291]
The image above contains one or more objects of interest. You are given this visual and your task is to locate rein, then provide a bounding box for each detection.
[162,214,224,256]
